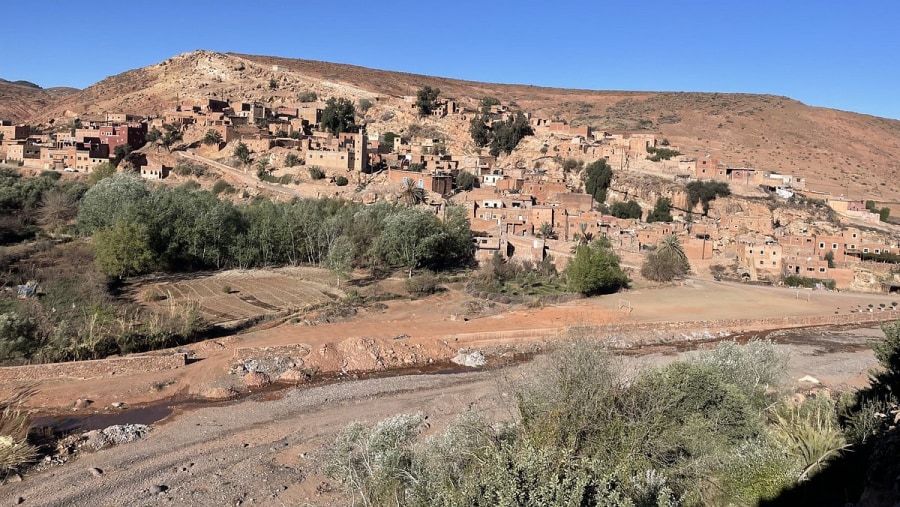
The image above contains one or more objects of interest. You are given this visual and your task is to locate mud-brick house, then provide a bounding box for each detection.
[387,168,453,196]
[140,163,170,180]
[0,122,30,141]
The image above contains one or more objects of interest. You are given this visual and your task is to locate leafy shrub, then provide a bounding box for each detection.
[783,275,836,290]
[609,200,643,219]
[646,146,682,161]
[308,166,325,180]
[298,91,318,102]
[405,271,438,296]
[173,162,206,177]
[358,98,373,112]
[335,176,349,186]
[283,153,300,168]
[211,179,234,195]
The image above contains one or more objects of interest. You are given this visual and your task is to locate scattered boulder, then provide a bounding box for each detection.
[89,467,104,477]
[279,369,312,383]
[242,371,272,389]
[200,387,239,400]
[451,349,487,368]
[798,375,821,384]
[72,398,93,410]
[149,484,168,495]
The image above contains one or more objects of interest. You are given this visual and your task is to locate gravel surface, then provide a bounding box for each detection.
[4,370,507,506]
[1,324,885,506]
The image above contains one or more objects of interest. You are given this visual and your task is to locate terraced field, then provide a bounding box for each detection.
[139,267,342,324]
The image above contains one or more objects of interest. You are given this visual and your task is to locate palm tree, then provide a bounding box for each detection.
[574,222,595,246]
[203,130,223,146]
[657,234,687,265]
[538,222,558,240]
[400,181,426,206]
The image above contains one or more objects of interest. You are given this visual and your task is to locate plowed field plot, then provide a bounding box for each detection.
[139,267,342,324]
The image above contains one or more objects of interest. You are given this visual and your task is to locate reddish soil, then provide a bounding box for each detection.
[5,273,896,413]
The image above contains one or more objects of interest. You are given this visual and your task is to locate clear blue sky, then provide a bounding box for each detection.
[2,0,898,119]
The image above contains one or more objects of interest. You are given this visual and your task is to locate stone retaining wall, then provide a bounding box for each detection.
[0,353,187,382]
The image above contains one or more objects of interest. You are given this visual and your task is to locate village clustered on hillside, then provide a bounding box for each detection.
[1,63,899,295]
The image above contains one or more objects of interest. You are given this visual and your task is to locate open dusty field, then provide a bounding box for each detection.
[139,267,342,324]
[4,273,897,415]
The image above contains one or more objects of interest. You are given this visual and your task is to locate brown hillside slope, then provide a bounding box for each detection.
[28,50,900,201]
[0,81,79,123]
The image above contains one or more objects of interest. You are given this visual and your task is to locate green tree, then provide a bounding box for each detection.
[234,142,251,167]
[112,144,133,167]
[93,221,156,278]
[298,91,317,102]
[646,197,673,223]
[335,176,349,186]
[377,207,445,277]
[321,97,357,135]
[308,166,325,180]
[358,98,373,113]
[609,200,643,220]
[824,250,835,268]
[415,86,441,116]
[538,221,558,239]
[268,77,278,90]
[455,171,478,191]
[145,127,162,152]
[468,114,491,147]
[87,162,117,186]
[685,180,730,215]
[159,123,183,152]
[399,181,426,206]
[566,237,628,295]
[488,111,533,156]
[324,235,354,286]
[382,132,398,152]
[78,173,150,233]
[584,159,613,204]
[202,129,223,146]
[879,207,890,222]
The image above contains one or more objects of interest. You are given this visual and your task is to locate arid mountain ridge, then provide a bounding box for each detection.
[8,50,900,201]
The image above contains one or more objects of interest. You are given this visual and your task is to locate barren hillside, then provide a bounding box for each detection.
[21,50,900,201]
[0,80,78,123]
